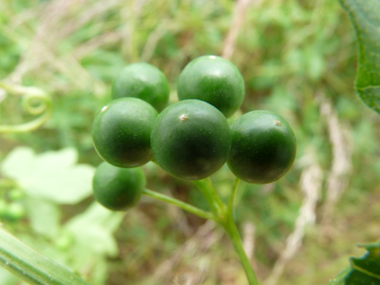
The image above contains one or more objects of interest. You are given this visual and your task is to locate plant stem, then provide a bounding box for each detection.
[142,189,216,221]
[222,215,260,285]
[0,81,52,133]
[192,179,225,219]
[0,110,52,133]
[205,177,226,211]
[0,228,91,285]
[146,178,258,284]
[227,177,240,216]
[194,177,259,285]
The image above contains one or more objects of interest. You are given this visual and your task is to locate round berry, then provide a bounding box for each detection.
[151,99,231,180]
[227,110,296,184]
[112,63,170,112]
[5,203,25,221]
[92,162,145,211]
[92,97,158,168]
[177,55,245,118]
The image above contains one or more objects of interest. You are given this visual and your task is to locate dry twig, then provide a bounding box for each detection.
[242,222,255,262]
[318,94,352,223]
[222,0,262,60]
[149,220,223,284]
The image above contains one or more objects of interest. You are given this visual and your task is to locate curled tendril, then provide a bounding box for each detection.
[0,81,52,133]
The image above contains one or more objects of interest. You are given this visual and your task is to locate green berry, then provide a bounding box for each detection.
[5,202,25,221]
[227,110,297,184]
[92,97,158,168]
[9,189,24,201]
[112,62,170,112]
[92,162,145,211]
[177,55,245,118]
[151,99,231,180]
[0,200,8,218]
[55,234,74,251]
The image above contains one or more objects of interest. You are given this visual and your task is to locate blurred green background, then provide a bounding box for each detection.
[0,0,379,284]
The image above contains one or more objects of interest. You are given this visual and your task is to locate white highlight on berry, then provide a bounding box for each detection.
[179,114,188,122]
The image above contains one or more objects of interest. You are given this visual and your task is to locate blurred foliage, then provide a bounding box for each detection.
[0,0,379,284]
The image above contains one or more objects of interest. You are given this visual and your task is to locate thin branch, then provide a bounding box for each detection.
[142,189,215,221]
[227,177,240,216]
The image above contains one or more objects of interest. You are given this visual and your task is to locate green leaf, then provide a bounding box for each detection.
[0,147,35,180]
[339,0,380,114]
[0,228,91,285]
[346,241,380,284]
[1,147,94,204]
[328,267,351,285]
[65,203,124,257]
[328,240,380,285]
[24,198,60,239]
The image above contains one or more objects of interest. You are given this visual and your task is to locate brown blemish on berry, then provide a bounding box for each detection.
[275,120,282,126]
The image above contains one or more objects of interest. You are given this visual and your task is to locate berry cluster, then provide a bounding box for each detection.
[92,55,296,211]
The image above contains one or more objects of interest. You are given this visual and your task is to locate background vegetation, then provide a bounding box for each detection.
[0,0,379,284]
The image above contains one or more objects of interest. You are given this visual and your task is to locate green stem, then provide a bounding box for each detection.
[192,179,224,219]
[227,177,240,216]
[222,216,260,285]
[0,228,90,285]
[142,189,215,221]
[0,109,52,133]
[205,177,226,210]
[0,81,52,133]
[194,177,259,285]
